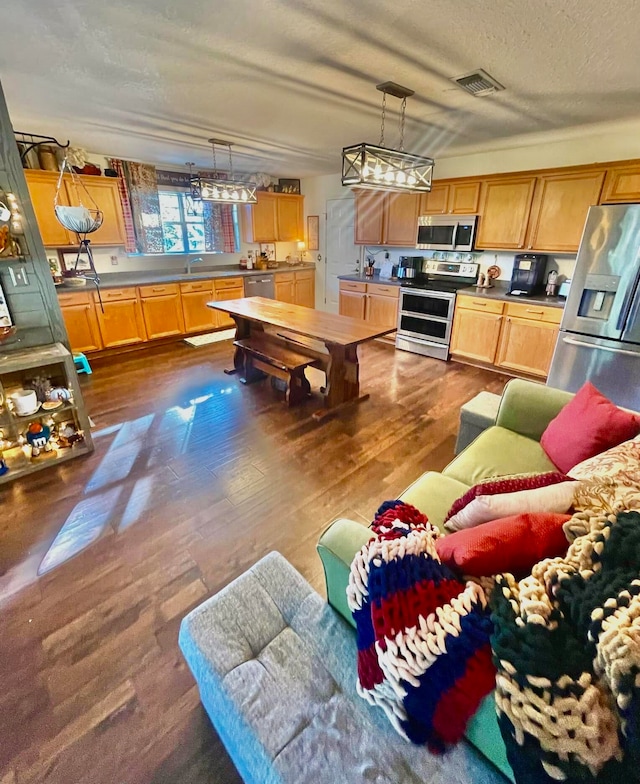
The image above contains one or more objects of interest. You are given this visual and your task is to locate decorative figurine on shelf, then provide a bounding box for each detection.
[48,386,72,404]
[25,421,53,458]
[29,374,53,403]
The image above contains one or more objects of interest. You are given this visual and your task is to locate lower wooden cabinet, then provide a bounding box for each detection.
[451,294,561,377]
[338,280,398,328]
[59,292,103,353]
[450,307,503,364]
[495,317,559,377]
[294,270,315,308]
[139,284,185,339]
[95,293,147,348]
[214,278,244,328]
[275,272,295,304]
[180,281,216,333]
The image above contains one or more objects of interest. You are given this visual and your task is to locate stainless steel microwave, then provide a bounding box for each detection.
[416,215,477,251]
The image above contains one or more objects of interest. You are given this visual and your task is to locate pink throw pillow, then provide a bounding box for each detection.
[436,513,572,578]
[541,382,640,474]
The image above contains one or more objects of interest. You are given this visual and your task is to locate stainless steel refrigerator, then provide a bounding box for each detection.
[548,204,640,410]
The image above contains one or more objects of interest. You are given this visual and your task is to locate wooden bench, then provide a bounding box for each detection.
[233,336,316,406]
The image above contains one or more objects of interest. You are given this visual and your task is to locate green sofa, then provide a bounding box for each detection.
[317,378,576,782]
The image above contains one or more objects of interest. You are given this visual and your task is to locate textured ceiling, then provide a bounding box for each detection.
[3,0,640,176]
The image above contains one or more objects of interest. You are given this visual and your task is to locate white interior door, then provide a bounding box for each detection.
[325,198,360,313]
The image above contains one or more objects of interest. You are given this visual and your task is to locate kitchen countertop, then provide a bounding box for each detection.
[57,263,316,292]
[456,281,565,309]
[338,274,402,286]
[338,275,565,308]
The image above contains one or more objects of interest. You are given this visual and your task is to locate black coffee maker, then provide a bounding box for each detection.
[508,254,547,296]
[398,256,423,279]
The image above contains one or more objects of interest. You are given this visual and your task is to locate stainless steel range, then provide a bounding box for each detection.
[395,260,479,360]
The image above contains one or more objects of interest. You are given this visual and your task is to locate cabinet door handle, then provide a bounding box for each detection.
[152,287,165,292]
[473,301,487,306]
[525,309,544,314]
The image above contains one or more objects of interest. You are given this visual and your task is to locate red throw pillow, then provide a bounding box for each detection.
[444,472,570,524]
[435,513,571,578]
[541,382,640,473]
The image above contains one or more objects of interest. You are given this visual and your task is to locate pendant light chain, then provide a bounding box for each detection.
[399,97,407,152]
[227,144,234,180]
[210,140,218,175]
[379,91,387,147]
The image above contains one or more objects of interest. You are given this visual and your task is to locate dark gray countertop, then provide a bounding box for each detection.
[338,274,402,286]
[456,281,565,309]
[57,263,316,292]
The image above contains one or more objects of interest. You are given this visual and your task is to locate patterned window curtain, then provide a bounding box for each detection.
[122,161,164,253]
[198,170,237,254]
[107,158,137,253]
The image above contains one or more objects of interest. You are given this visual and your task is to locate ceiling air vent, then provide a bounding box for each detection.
[451,69,505,97]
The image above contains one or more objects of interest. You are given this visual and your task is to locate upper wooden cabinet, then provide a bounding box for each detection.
[354,190,386,244]
[384,193,420,246]
[526,169,606,253]
[449,181,481,214]
[601,164,640,203]
[475,176,537,250]
[24,170,75,247]
[25,170,126,248]
[243,192,304,243]
[418,181,481,215]
[419,184,449,215]
[276,195,304,242]
[66,176,126,246]
[354,190,419,246]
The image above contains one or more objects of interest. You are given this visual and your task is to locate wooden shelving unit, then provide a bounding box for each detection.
[0,343,94,484]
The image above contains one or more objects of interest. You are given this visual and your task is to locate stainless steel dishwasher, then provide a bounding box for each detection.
[244,274,275,299]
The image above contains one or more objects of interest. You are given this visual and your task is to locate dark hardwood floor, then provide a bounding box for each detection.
[0,337,509,783]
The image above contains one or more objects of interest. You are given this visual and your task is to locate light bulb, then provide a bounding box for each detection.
[396,171,406,184]
[231,190,239,200]
[407,174,417,186]
[362,164,370,177]
[374,164,383,180]
[384,171,394,183]
[221,189,230,200]
[211,187,220,198]
[240,190,248,201]
[201,187,211,198]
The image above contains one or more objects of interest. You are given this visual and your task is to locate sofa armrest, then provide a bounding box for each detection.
[496,378,574,442]
[317,518,371,628]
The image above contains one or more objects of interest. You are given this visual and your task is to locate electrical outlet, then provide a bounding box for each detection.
[110,255,119,266]
[8,266,28,287]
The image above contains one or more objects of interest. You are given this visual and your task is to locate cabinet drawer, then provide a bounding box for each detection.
[138,283,179,298]
[58,291,92,306]
[339,280,367,293]
[94,287,138,303]
[180,280,214,294]
[294,269,314,281]
[456,295,504,315]
[214,277,243,290]
[276,272,295,283]
[505,302,562,324]
[366,283,399,298]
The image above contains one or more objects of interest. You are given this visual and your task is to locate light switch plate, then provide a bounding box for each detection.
[8,266,29,287]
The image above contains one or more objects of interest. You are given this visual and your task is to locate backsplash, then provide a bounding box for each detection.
[45,241,301,275]
[366,246,576,283]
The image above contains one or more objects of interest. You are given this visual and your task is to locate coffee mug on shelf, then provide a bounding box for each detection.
[10,389,38,416]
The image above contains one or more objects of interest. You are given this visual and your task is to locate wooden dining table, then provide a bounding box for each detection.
[208,297,395,418]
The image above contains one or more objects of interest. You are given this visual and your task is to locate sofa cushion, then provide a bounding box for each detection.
[443,426,557,486]
[436,512,572,577]
[444,481,577,532]
[540,382,640,473]
[399,471,470,533]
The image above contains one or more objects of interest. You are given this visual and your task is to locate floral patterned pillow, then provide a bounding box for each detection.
[568,435,640,484]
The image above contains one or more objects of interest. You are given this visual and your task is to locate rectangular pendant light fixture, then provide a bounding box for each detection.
[190,139,258,205]
[342,82,433,193]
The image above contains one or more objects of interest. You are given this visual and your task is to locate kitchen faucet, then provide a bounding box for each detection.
[186,256,204,275]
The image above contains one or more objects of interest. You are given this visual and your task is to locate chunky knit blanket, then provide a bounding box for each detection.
[492,507,640,783]
[347,500,496,751]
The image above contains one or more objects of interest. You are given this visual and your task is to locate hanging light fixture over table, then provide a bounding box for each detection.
[190,139,257,205]
[342,82,433,193]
